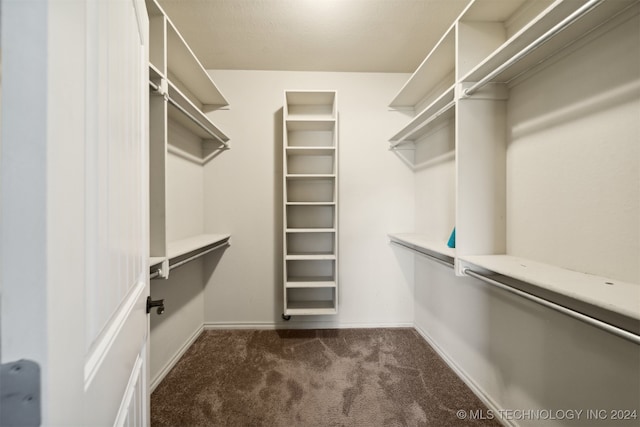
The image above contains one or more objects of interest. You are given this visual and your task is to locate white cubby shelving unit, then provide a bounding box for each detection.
[389,0,640,341]
[283,91,339,318]
[147,0,231,279]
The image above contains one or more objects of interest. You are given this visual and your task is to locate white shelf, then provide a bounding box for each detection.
[286,228,336,233]
[286,201,336,206]
[389,86,455,145]
[165,19,227,107]
[460,0,637,85]
[285,119,335,132]
[460,255,640,322]
[286,277,336,288]
[286,253,336,261]
[167,234,230,260]
[286,174,335,180]
[150,257,165,268]
[166,80,229,144]
[389,25,455,109]
[284,300,337,315]
[286,147,336,156]
[388,233,455,259]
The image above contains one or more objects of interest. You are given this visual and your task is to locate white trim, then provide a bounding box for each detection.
[150,324,204,393]
[412,324,515,427]
[84,281,146,389]
[114,351,144,427]
[203,321,414,330]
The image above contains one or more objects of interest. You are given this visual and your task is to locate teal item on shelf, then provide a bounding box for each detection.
[447,227,456,248]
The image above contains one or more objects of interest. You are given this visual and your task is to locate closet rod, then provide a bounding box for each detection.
[463,0,604,97]
[464,268,640,345]
[150,269,161,280]
[148,81,229,149]
[389,100,455,149]
[169,240,230,271]
[390,240,454,269]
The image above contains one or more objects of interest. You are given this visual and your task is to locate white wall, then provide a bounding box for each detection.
[414,13,640,427]
[202,70,415,328]
[149,122,207,386]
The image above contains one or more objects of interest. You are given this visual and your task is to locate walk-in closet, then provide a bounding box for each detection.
[0,0,637,425]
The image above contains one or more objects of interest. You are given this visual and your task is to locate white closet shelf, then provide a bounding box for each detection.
[286,228,336,233]
[150,257,165,268]
[460,255,640,322]
[166,80,229,145]
[286,202,336,206]
[389,233,455,259]
[461,0,636,86]
[389,25,455,109]
[286,253,336,261]
[286,174,335,180]
[286,279,336,289]
[389,86,455,146]
[285,301,337,315]
[165,22,227,107]
[286,147,336,156]
[167,234,230,260]
[286,119,335,131]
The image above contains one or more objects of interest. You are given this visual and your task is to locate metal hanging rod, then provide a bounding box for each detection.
[148,81,229,149]
[463,268,640,345]
[150,269,162,280]
[169,241,230,272]
[464,0,605,97]
[390,240,454,269]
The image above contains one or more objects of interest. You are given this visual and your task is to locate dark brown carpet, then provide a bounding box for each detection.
[151,328,500,427]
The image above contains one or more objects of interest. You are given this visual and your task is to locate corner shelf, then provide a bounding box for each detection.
[283,91,339,317]
[387,0,639,342]
[147,0,231,278]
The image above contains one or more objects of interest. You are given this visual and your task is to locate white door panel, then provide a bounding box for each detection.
[1,0,150,424]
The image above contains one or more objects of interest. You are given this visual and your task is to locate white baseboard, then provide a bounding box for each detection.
[412,324,516,427]
[150,324,204,393]
[203,320,414,330]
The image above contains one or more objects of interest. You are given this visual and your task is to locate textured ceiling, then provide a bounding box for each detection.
[157,0,471,73]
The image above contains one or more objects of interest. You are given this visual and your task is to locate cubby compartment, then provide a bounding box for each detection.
[286,178,335,203]
[286,205,335,230]
[286,121,336,147]
[286,232,336,257]
[286,148,336,175]
[285,91,336,119]
[285,287,337,315]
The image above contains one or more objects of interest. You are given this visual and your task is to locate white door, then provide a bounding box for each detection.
[1,0,150,425]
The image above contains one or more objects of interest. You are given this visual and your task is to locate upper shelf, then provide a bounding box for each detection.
[146,0,228,108]
[285,91,337,118]
[459,0,638,86]
[389,25,455,110]
[389,86,455,146]
[166,79,229,144]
